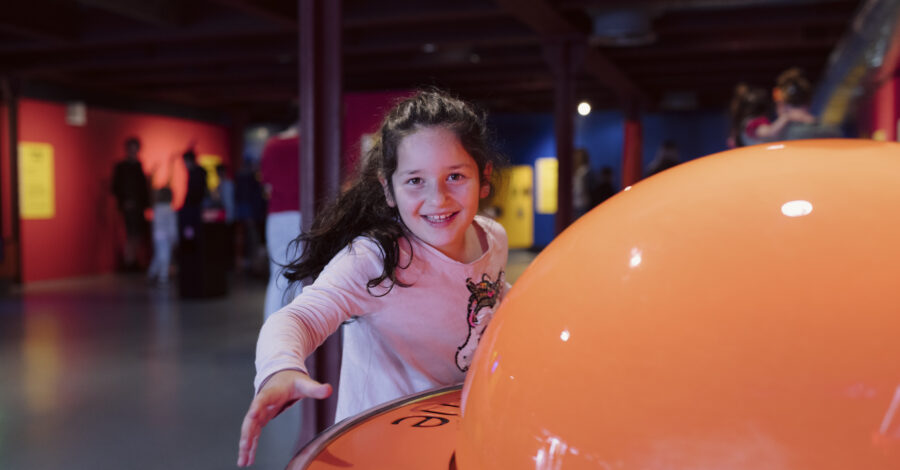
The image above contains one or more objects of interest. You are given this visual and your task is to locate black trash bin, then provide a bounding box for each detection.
[178,221,229,298]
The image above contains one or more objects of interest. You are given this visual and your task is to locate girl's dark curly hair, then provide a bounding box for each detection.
[282,89,505,296]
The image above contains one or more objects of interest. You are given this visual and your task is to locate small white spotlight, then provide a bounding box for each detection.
[781,200,813,217]
[577,101,591,116]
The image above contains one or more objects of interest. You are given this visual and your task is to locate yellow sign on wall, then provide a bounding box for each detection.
[495,165,534,249]
[18,142,56,219]
[198,154,223,189]
[535,157,557,214]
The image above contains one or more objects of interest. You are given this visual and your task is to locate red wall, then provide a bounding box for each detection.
[17,99,230,282]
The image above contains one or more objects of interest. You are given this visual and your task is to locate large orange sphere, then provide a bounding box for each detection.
[458,140,900,469]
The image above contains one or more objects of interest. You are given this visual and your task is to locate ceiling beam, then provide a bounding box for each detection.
[344,18,535,56]
[0,1,80,42]
[7,44,295,74]
[74,0,193,27]
[344,3,505,29]
[0,21,287,56]
[558,0,852,10]
[494,0,648,104]
[108,67,296,87]
[605,36,838,59]
[205,0,297,29]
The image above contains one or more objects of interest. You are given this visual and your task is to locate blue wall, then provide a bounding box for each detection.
[490,109,730,248]
[641,111,730,175]
[490,113,557,247]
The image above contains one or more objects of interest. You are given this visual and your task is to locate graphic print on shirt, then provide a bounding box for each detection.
[455,271,504,372]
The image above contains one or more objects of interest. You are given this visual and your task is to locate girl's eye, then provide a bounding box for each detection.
[406,177,423,185]
[448,173,465,182]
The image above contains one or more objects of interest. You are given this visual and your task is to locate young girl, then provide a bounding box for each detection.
[237,90,508,467]
[146,186,177,285]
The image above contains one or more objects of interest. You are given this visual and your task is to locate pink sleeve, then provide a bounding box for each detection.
[253,239,384,393]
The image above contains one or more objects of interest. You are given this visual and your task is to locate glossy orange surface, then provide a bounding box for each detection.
[459,140,900,469]
[287,386,461,469]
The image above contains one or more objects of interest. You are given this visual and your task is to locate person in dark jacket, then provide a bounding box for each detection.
[111,137,149,270]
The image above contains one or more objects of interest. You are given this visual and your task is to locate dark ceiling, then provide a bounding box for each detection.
[0,0,863,121]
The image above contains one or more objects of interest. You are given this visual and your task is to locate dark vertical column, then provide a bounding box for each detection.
[622,100,643,186]
[543,38,582,235]
[298,0,342,436]
[299,0,342,225]
[1,78,22,283]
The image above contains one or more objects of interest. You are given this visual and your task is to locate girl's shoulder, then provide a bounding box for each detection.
[341,236,387,262]
[317,236,388,285]
[474,215,508,251]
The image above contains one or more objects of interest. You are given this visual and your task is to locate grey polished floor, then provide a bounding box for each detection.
[0,274,304,470]
[0,250,536,470]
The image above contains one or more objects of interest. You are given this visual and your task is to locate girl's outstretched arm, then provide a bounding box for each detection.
[237,238,384,466]
[237,370,331,467]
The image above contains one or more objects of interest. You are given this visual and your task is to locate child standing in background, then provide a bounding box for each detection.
[147,187,177,285]
[237,90,509,467]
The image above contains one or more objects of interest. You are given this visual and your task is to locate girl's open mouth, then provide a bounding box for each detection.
[423,212,458,225]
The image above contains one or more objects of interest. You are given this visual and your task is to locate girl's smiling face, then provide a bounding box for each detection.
[384,126,490,262]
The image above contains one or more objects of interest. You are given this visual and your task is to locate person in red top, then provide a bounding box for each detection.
[259,127,303,318]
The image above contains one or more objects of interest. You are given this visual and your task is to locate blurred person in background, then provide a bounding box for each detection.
[728,83,773,147]
[235,158,267,274]
[111,136,150,271]
[147,187,177,285]
[767,67,840,141]
[572,148,592,218]
[647,140,681,176]
[259,126,303,319]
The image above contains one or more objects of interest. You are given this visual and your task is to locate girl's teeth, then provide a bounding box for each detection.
[426,214,452,222]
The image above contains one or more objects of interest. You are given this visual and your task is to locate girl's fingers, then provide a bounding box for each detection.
[237,374,331,466]
[294,376,333,400]
[238,395,274,466]
[247,436,259,467]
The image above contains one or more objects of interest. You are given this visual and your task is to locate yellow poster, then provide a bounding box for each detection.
[198,154,223,189]
[18,142,55,220]
[535,157,557,214]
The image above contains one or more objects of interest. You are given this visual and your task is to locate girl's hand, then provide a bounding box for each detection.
[237,370,332,467]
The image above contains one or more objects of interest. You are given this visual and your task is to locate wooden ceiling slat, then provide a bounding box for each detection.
[494,0,648,103]
[75,0,193,28]
[344,4,505,29]
[205,0,297,29]
[0,1,80,42]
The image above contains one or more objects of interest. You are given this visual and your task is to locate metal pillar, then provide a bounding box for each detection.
[298,0,343,436]
[300,0,342,224]
[543,37,582,235]
[1,78,22,284]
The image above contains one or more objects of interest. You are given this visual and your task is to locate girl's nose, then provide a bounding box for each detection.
[428,181,450,205]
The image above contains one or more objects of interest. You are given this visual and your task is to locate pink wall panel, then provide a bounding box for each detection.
[342,90,411,177]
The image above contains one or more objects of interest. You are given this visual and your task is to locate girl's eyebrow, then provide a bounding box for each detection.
[397,162,475,176]
[446,163,475,170]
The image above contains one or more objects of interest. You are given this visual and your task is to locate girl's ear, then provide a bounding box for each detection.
[480,162,493,199]
[379,175,396,207]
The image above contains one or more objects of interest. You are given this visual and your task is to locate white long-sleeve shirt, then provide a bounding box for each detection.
[254,215,508,421]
